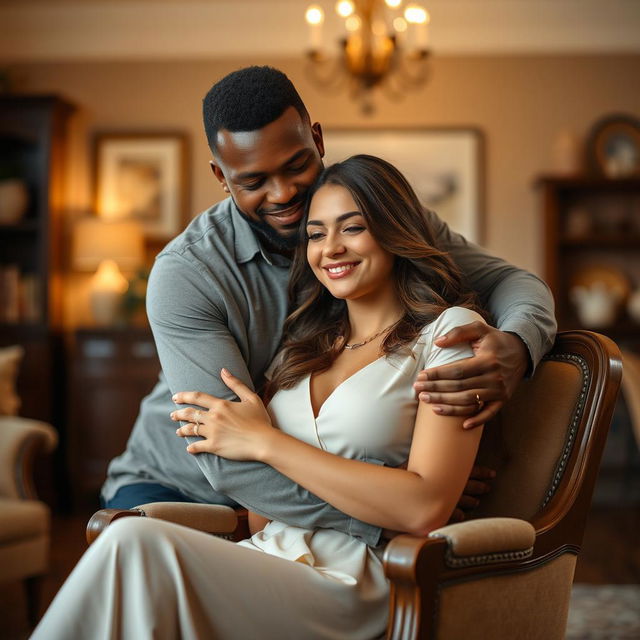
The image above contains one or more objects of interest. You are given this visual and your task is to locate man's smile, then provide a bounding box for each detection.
[261,201,305,226]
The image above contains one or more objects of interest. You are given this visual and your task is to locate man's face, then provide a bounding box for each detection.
[210,106,325,247]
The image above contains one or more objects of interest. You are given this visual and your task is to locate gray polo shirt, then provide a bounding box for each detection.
[103,197,556,546]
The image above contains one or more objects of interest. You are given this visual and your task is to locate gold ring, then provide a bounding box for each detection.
[194,409,202,437]
[476,394,484,411]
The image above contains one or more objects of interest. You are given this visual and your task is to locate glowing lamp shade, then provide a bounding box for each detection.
[73,217,144,326]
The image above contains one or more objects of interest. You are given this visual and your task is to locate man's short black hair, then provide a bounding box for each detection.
[203,66,310,154]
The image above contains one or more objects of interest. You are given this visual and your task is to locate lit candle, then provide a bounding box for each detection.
[305,5,325,51]
[405,4,429,50]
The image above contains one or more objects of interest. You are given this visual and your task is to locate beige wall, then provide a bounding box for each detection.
[9,54,640,322]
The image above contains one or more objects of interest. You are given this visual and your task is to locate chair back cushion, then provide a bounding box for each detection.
[472,356,585,521]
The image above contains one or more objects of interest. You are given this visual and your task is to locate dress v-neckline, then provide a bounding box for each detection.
[308,355,386,420]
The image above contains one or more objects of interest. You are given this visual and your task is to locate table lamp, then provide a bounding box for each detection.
[73,217,144,326]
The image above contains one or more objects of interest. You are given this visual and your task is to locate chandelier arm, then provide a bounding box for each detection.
[305,54,350,93]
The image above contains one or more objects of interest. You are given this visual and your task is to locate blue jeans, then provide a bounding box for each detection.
[102,482,202,509]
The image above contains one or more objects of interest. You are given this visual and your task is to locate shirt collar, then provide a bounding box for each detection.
[230,202,290,267]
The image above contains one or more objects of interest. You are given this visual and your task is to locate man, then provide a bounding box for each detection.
[102,66,556,546]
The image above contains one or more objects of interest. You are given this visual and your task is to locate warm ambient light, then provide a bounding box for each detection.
[335,1,355,18]
[345,15,362,31]
[393,16,407,32]
[73,217,144,326]
[304,0,432,113]
[404,4,429,24]
[305,5,324,25]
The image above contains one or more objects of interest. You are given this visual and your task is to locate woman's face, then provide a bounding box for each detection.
[306,183,395,301]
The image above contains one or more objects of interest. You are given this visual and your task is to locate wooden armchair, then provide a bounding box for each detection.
[87,330,622,640]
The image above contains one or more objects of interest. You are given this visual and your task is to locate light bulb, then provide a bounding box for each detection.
[305,5,325,25]
[335,1,354,18]
[404,4,429,24]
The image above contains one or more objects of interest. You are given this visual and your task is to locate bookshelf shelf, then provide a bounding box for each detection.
[0,95,74,425]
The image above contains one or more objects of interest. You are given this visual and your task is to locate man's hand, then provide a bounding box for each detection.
[449,465,496,523]
[414,321,529,429]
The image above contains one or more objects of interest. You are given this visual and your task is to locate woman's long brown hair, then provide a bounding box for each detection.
[265,154,485,400]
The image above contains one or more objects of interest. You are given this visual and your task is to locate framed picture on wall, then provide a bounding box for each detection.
[322,128,484,244]
[93,132,189,240]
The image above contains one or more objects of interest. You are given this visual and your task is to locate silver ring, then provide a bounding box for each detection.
[194,421,200,437]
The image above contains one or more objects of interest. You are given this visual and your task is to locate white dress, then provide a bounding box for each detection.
[32,307,481,640]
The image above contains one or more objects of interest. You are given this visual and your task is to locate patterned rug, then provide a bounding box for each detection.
[566,584,640,639]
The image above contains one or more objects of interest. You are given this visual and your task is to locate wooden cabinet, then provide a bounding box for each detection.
[67,328,160,507]
[539,176,640,347]
[540,176,640,504]
[0,95,74,423]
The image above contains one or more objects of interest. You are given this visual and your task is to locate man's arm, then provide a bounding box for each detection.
[415,210,557,428]
[428,209,556,368]
[147,252,382,546]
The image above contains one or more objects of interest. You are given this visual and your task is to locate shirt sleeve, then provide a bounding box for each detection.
[425,209,557,374]
[147,251,382,546]
[418,307,484,370]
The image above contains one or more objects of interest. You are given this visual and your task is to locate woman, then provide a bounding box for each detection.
[33,155,486,640]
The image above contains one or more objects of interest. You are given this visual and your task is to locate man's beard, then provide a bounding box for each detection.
[233,202,302,252]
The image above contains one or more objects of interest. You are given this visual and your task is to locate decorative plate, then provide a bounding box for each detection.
[586,113,640,178]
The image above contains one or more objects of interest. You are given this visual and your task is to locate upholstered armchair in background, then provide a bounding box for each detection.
[88,331,622,640]
[0,415,58,626]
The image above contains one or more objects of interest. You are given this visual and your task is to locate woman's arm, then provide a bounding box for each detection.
[258,404,483,535]
[173,370,483,536]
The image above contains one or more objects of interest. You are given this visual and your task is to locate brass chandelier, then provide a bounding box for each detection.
[304,0,431,112]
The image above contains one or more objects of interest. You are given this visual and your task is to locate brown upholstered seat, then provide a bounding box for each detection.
[87,330,622,640]
[0,416,58,626]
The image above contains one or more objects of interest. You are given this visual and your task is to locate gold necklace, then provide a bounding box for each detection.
[343,323,395,350]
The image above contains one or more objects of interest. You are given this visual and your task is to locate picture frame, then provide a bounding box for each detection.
[322,128,484,244]
[586,114,640,178]
[93,132,189,240]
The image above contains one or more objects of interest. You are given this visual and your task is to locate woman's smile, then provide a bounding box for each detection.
[323,261,360,279]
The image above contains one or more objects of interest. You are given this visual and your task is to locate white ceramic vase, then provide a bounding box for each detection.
[570,282,622,328]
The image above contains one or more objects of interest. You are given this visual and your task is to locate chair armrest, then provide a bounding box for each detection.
[135,502,239,535]
[384,517,535,575]
[86,503,246,545]
[427,517,536,566]
[0,416,58,500]
[383,518,536,640]
[86,508,145,545]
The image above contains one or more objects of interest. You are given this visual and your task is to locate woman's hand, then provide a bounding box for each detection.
[171,368,276,461]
